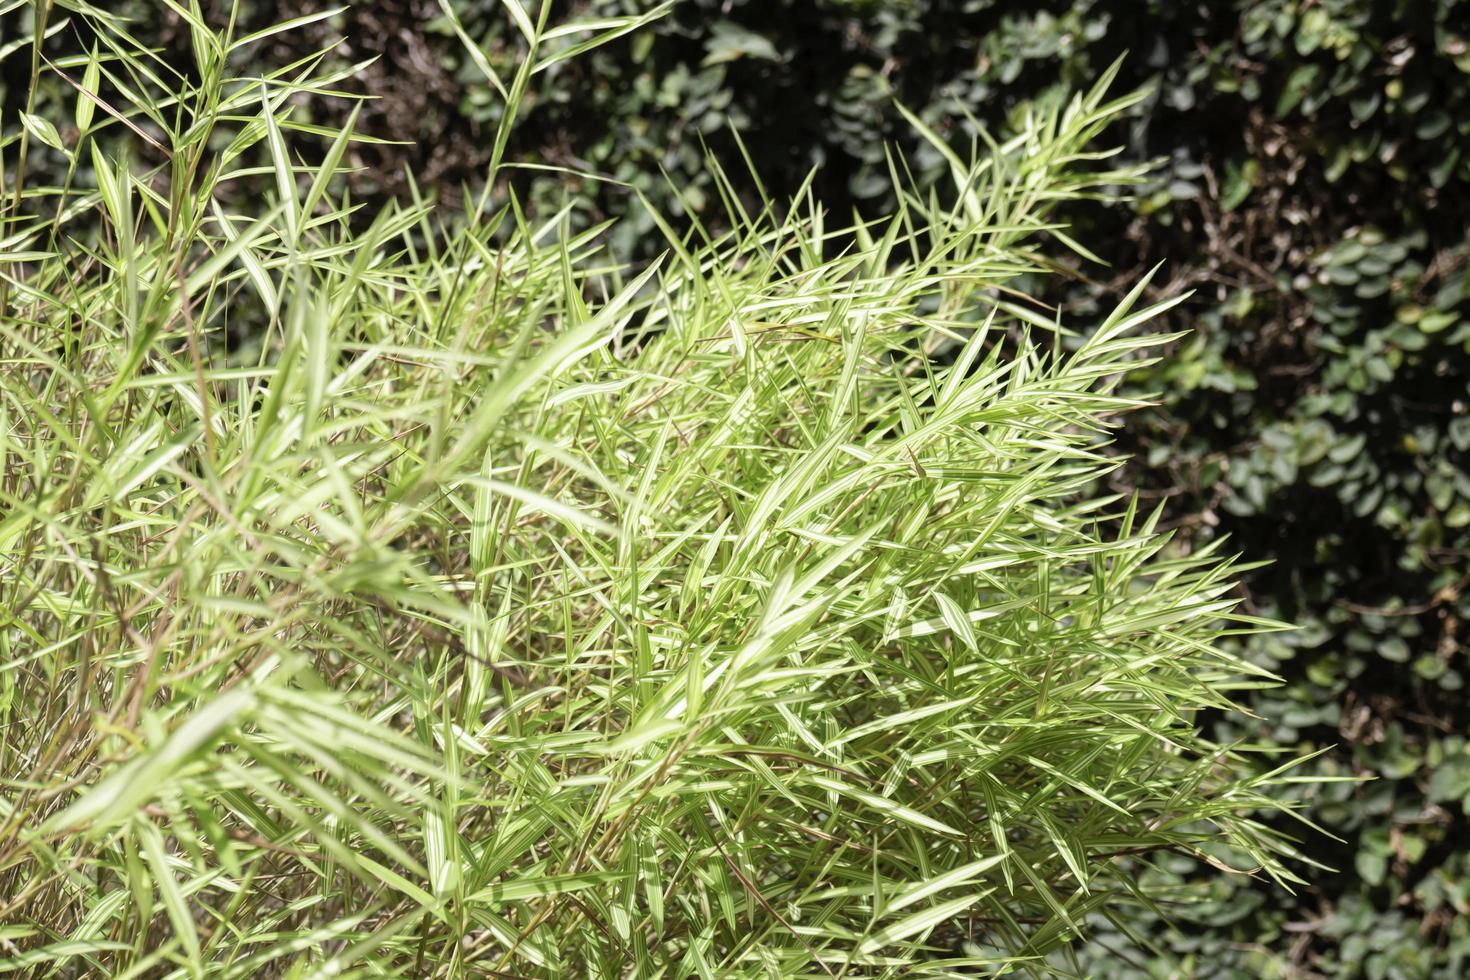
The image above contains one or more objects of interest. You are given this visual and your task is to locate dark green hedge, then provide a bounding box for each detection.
[5,1,1469,974]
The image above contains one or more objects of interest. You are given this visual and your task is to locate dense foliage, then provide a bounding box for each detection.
[0,4,1316,977]
[4,0,1469,975]
[139,1,1470,975]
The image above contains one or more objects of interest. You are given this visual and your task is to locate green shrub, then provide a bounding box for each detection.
[0,7,1310,976]
[6,0,1458,974]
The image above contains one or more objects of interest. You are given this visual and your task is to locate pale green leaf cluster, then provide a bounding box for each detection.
[0,3,1310,977]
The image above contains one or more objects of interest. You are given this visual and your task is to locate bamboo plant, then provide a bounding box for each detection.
[0,2,1314,976]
